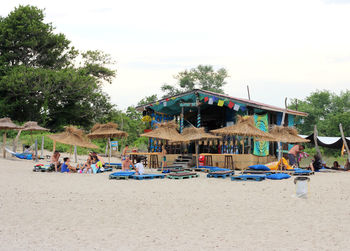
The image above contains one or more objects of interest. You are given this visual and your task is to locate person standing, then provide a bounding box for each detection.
[161,144,167,171]
[288,145,304,167]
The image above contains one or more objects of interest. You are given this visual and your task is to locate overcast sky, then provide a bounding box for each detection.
[2,0,350,110]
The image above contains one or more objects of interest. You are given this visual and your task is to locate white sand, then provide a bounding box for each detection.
[0,156,350,251]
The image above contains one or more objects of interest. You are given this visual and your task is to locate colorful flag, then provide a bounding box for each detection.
[163,101,167,107]
[166,98,170,101]
[156,101,159,105]
[233,104,240,111]
[228,101,234,109]
[218,100,224,107]
[204,97,209,102]
[208,97,213,105]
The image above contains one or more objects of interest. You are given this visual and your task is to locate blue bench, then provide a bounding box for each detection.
[231,174,266,181]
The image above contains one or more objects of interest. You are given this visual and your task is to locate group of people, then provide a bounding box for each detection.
[287,144,350,171]
[50,151,105,173]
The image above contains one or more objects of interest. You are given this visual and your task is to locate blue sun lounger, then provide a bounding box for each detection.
[130,174,165,180]
[231,174,266,181]
[109,171,135,180]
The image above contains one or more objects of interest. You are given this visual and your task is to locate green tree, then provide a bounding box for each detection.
[161,65,229,97]
[137,94,158,106]
[0,5,116,131]
[0,5,76,71]
[289,90,350,136]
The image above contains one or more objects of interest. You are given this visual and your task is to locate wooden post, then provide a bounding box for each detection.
[35,139,38,162]
[278,98,288,169]
[74,145,77,163]
[3,131,7,158]
[242,137,245,154]
[13,130,22,152]
[314,125,322,160]
[41,136,44,157]
[70,145,72,158]
[108,137,112,166]
[339,123,350,161]
[180,106,184,133]
[196,141,199,168]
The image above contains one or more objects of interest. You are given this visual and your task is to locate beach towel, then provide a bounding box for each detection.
[265,157,293,171]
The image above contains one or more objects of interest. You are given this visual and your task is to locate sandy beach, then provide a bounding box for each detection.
[0,157,350,251]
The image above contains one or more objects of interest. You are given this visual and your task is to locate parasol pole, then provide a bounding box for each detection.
[30,131,33,146]
[196,140,199,168]
[35,138,38,162]
[242,137,245,154]
[3,130,7,158]
[108,137,111,167]
[70,145,72,158]
[278,97,287,170]
[41,136,44,158]
[74,145,77,163]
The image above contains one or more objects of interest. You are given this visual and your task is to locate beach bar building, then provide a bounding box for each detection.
[136,89,307,169]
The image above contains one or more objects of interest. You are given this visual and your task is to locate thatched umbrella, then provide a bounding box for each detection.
[269,125,310,143]
[141,121,188,171]
[87,122,128,166]
[268,125,310,170]
[48,126,98,162]
[141,120,187,142]
[211,116,276,153]
[180,127,220,168]
[21,121,49,161]
[0,118,22,158]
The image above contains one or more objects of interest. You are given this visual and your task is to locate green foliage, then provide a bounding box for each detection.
[0,5,116,132]
[161,65,229,97]
[0,5,76,70]
[289,90,350,136]
[137,94,158,106]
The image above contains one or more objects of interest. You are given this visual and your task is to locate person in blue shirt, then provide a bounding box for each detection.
[61,157,77,173]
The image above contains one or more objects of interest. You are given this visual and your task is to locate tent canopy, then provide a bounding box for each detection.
[300,134,350,149]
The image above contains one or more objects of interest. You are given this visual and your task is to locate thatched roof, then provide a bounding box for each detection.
[210,116,276,140]
[47,126,98,149]
[0,118,22,130]
[87,122,128,139]
[22,121,49,132]
[140,121,188,142]
[269,125,310,143]
[180,127,220,142]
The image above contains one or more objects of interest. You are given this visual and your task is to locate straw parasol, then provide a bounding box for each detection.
[210,116,276,153]
[48,126,98,162]
[269,125,310,143]
[180,127,220,168]
[140,120,188,142]
[22,121,49,144]
[87,122,128,166]
[141,121,188,171]
[87,122,128,139]
[0,118,22,158]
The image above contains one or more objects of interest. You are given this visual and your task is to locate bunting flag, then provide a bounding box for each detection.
[218,100,224,107]
[204,97,209,102]
[228,101,234,109]
[208,97,213,105]
[163,101,167,107]
[171,97,176,100]
[156,101,159,105]
[213,96,219,102]
[233,104,240,111]
[166,98,170,101]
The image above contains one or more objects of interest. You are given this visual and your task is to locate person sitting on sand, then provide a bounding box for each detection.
[92,152,105,166]
[122,156,134,171]
[61,157,77,173]
[50,151,61,172]
[331,161,341,170]
[309,154,322,172]
[81,155,92,173]
[288,144,304,167]
[134,156,145,175]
